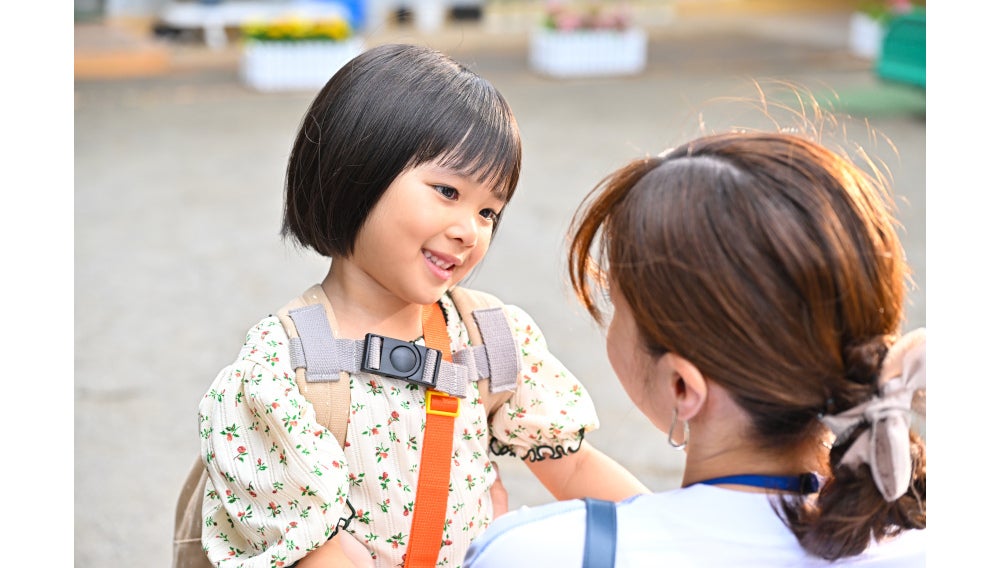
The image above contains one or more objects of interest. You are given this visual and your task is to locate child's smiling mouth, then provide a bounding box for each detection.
[424,250,458,279]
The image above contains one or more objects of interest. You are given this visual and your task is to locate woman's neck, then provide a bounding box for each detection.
[682,442,817,492]
[320,262,426,341]
[679,385,824,492]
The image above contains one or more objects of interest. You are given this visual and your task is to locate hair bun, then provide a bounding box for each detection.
[842,337,888,389]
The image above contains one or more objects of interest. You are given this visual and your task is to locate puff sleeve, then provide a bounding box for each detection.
[199,317,354,567]
[488,305,600,461]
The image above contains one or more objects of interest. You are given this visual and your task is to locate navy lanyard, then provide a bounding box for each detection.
[696,473,820,494]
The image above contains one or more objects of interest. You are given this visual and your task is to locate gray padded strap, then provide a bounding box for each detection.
[472,307,520,393]
[288,338,307,373]
[287,303,470,397]
[287,305,364,382]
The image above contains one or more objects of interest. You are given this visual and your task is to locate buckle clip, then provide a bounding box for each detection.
[425,389,460,417]
[361,333,441,388]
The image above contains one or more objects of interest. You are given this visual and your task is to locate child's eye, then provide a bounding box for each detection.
[434,185,459,200]
[479,209,500,223]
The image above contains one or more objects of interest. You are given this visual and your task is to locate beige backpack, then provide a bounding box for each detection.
[173,284,518,567]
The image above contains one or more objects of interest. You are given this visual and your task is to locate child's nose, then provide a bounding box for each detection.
[445,212,479,247]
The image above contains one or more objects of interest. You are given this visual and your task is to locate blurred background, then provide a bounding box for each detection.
[75,0,926,565]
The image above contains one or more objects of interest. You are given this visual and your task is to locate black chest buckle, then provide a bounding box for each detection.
[360,333,441,388]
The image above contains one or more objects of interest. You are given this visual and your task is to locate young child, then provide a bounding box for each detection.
[465,130,926,566]
[198,43,648,568]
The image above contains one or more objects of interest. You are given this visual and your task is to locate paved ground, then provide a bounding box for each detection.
[74,10,926,566]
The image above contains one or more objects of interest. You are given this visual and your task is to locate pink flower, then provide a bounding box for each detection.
[889,0,912,13]
[555,13,584,31]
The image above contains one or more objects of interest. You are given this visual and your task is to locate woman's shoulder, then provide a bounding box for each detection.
[466,491,925,567]
[463,499,588,565]
[464,494,675,565]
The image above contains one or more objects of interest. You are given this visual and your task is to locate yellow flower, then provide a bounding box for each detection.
[242,14,353,42]
[314,18,351,41]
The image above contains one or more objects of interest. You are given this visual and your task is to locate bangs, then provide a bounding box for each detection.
[409,83,522,201]
[437,126,521,201]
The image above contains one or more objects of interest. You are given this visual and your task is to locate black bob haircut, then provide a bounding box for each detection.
[281,43,523,258]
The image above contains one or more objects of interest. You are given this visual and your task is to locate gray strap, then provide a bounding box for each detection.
[472,346,490,379]
[287,304,470,397]
[472,307,520,393]
[287,305,364,382]
[452,347,482,379]
[434,352,470,398]
[365,335,383,370]
[422,348,439,385]
[287,338,307,373]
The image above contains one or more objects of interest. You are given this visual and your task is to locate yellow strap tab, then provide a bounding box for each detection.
[425,389,460,417]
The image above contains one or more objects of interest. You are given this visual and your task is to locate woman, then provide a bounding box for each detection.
[464,131,926,566]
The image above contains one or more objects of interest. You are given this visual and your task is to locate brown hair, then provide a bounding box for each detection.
[568,131,925,559]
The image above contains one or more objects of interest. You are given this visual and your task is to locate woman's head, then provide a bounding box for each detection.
[570,131,908,447]
[282,43,522,258]
[568,131,923,558]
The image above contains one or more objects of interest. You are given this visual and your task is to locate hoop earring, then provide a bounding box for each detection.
[668,408,689,450]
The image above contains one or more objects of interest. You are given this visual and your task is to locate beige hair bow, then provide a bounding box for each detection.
[820,328,926,501]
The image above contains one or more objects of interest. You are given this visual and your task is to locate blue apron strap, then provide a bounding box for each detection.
[583,498,617,568]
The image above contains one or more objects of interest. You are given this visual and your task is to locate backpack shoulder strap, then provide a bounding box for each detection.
[173,456,212,568]
[276,283,351,448]
[449,286,503,345]
[173,284,351,568]
[449,287,519,418]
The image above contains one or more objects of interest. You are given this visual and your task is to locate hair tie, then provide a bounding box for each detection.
[819,328,926,501]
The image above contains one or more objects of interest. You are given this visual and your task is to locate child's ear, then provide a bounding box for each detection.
[657,352,708,422]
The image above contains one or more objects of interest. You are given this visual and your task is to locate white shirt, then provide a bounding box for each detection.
[464,485,925,567]
[199,292,600,567]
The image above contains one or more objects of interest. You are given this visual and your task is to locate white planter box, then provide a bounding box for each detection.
[241,38,364,92]
[848,12,884,59]
[530,28,647,78]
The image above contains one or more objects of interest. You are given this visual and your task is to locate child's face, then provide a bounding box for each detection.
[351,160,506,306]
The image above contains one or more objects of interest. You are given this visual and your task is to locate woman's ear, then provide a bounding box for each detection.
[658,352,708,422]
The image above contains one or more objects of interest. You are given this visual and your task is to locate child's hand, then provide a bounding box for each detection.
[296,531,374,567]
[340,532,375,567]
[490,460,509,518]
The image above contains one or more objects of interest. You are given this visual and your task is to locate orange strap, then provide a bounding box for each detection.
[421,301,453,365]
[405,302,457,567]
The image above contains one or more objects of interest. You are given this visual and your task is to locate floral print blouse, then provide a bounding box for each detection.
[199,291,599,567]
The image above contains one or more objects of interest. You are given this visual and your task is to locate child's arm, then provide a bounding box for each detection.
[490,460,509,517]
[524,440,650,501]
[492,304,649,502]
[297,532,375,568]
